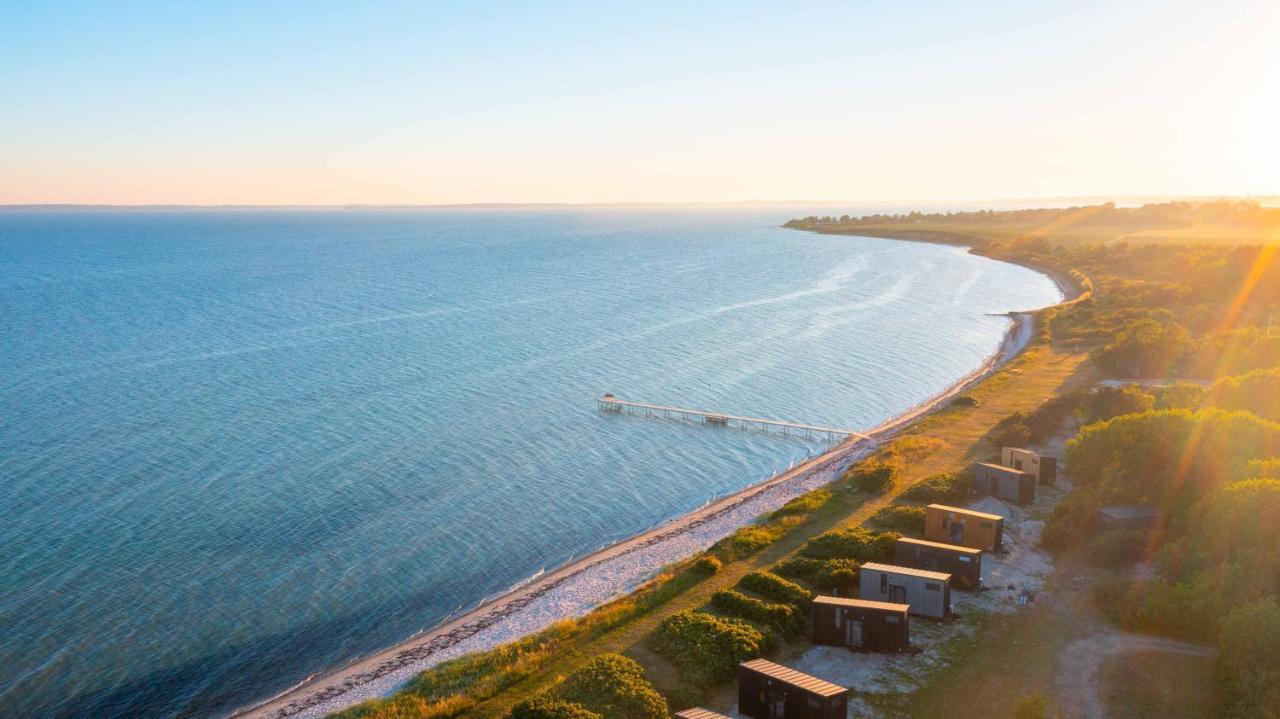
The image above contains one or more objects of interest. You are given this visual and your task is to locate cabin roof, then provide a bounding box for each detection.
[1003,446,1040,456]
[674,708,733,719]
[975,461,1033,476]
[896,536,983,555]
[926,503,1004,522]
[861,562,952,582]
[813,595,910,613]
[739,659,848,697]
[1098,505,1158,520]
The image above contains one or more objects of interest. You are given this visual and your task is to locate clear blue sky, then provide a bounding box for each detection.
[2,0,1277,204]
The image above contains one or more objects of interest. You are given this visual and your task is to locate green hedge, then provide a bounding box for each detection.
[654,610,772,686]
[511,698,603,719]
[902,473,970,505]
[799,526,898,562]
[846,465,898,494]
[738,570,812,607]
[870,505,926,533]
[551,654,668,719]
[710,590,802,637]
[773,557,860,590]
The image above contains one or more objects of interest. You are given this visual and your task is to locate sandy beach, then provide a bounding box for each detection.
[233,305,1048,719]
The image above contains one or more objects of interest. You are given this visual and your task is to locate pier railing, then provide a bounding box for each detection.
[597,394,870,443]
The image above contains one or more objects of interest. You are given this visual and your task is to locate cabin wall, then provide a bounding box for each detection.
[811,603,910,652]
[924,506,1004,552]
[893,541,982,589]
[737,668,845,719]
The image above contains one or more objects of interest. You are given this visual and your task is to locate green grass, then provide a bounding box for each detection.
[1099,651,1215,718]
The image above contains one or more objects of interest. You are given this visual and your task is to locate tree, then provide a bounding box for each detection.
[1217,599,1280,717]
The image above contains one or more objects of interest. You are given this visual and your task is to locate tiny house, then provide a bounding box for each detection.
[811,595,910,652]
[1001,447,1058,485]
[738,659,848,719]
[858,562,952,618]
[893,537,983,589]
[675,709,733,719]
[972,462,1036,505]
[1096,505,1158,532]
[924,504,1004,551]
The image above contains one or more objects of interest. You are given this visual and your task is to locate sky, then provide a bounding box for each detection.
[2,0,1278,205]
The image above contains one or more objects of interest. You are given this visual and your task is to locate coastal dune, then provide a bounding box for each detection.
[236,312,1040,719]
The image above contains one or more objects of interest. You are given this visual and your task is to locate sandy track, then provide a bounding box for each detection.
[1056,631,1215,719]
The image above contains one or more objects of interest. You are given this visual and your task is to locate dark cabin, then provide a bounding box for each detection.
[1096,505,1158,532]
[675,709,733,719]
[924,504,1004,552]
[811,595,910,652]
[893,537,983,590]
[738,659,848,719]
[1001,447,1058,485]
[972,462,1036,505]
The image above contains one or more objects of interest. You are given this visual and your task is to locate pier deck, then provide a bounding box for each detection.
[597,394,870,442]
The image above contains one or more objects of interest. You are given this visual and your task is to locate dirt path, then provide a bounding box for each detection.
[1056,630,1215,719]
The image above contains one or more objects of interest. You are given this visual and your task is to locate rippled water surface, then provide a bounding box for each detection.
[0,208,1060,717]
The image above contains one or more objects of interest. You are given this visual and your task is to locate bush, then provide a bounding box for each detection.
[1087,529,1147,568]
[711,524,783,561]
[831,568,858,596]
[710,590,802,636]
[552,654,668,719]
[654,611,772,686]
[1083,385,1155,424]
[511,699,602,719]
[870,505,926,533]
[950,395,979,408]
[800,527,897,562]
[770,489,831,519]
[739,570,812,606]
[1217,599,1280,718]
[902,473,970,504]
[773,557,860,590]
[847,465,898,494]
[692,555,722,576]
[990,422,1032,450]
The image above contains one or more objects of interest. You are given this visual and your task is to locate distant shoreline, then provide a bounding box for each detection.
[232,233,1075,719]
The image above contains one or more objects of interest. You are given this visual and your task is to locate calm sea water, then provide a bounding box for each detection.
[0,208,1060,718]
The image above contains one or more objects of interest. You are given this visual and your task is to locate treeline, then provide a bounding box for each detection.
[783,200,1280,230]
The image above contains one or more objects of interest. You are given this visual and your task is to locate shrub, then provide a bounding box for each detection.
[739,570,812,606]
[1211,367,1280,421]
[950,395,979,408]
[511,699,602,719]
[800,527,897,562]
[831,568,858,596]
[1083,385,1155,424]
[1247,458,1280,479]
[692,555,722,576]
[902,473,970,504]
[654,611,772,686]
[552,654,668,719]
[1217,599,1280,718]
[710,590,802,636]
[711,524,783,561]
[847,465,898,494]
[773,557,859,589]
[870,505,926,533]
[770,489,831,519]
[1087,529,1148,568]
[990,421,1032,450]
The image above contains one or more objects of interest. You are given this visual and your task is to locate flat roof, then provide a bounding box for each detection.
[739,659,848,697]
[861,562,952,582]
[674,709,733,719]
[926,503,1003,522]
[896,536,982,555]
[1003,447,1041,456]
[975,461,1033,476]
[1098,505,1158,519]
[813,595,910,613]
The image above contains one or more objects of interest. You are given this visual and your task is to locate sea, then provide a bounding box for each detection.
[0,207,1061,717]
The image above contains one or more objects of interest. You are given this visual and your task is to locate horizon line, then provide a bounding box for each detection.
[2,193,1277,212]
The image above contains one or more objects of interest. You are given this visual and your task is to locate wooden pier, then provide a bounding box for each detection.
[597,394,871,442]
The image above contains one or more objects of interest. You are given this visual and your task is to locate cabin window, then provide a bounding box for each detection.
[834,609,842,627]
[879,574,888,592]
[808,697,821,710]
[941,514,950,528]
[925,583,940,591]
[981,521,993,528]
[886,615,900,624]
[959,556,971,563]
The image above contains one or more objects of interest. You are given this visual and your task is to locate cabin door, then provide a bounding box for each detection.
[767,692,786,719]
[846,618,863,647]
[888,584,907,604]
[950,521,964,543]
